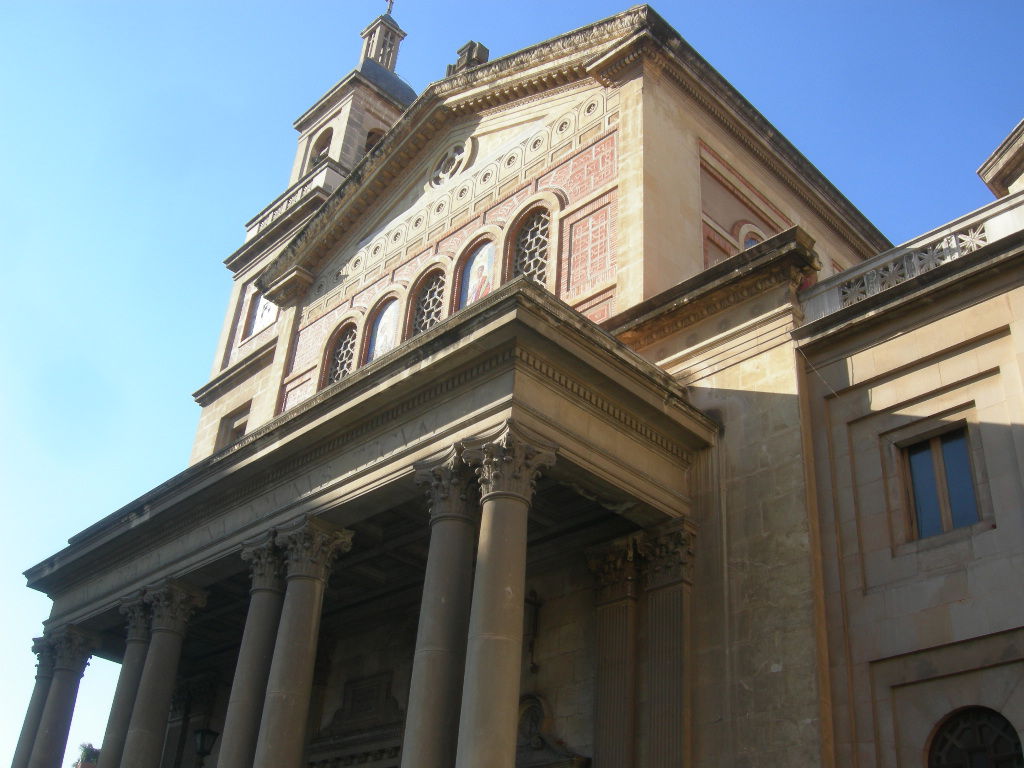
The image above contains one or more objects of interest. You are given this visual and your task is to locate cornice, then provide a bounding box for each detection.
[978,118,1024,198]
[27,282,712,597]
[192,338,275,407]
[610,227,818,349]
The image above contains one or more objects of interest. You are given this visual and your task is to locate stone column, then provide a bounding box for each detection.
[27,627,94,768]
[12,638,56,768]
[217,533,286,768]
[251,517,354,768]
[401,450,478,768]
[640,519,695,768]
[96,596,150,768]
[454,427,554,768]
[587,534,643,768]
[120,581,206,768]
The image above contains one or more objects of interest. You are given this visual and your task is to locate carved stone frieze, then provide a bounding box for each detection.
[119,593,150,643]
[414,446,477,526]
[639,519,695,589]
[145,581,207,635]
[31,636,55,679]
[276,516,354,581]
[586,533,643,604]
[47,626,95,676]
[241,530,286,593]
[461,423,556,503]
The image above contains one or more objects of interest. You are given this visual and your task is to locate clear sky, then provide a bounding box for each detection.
[0,0,1020,763]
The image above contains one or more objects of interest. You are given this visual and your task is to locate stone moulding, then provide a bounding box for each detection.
[27,282,712,603]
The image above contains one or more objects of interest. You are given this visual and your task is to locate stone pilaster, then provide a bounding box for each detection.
[454,426,555,768]
[401,449,478,768]
[251,517,353,768]
[27,627,94,768]
[12,638,56,768]
[639,518,695,768]
[120,581,206,768]
[96,596,151,768]
[587,533,644,768]
[218,533,286,768]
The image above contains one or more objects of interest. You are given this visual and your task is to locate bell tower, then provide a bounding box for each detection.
[360,12,406,72]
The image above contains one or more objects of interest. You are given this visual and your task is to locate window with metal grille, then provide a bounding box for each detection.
[327,325,357,385]
[904,426,978,539]
[412,271,445,336]
[929,707,1024,768]
[513,210,550,285]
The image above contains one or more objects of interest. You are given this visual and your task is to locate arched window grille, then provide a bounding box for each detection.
[929,707,1024,768]
[411,271,446,336]
[513,210,550,285]
[326,325,357,385]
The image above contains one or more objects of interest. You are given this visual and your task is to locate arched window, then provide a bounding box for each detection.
[736,222,767,251]
[411,271,446,336]
[366,298,400,363]
[326,324,357,385]
[310,129,333,167]
[458,241,497,308]
[929,707,1024,768]
[365,129,384,154]
[513,209,550,285]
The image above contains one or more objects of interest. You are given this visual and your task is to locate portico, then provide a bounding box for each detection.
[17,281,714,768]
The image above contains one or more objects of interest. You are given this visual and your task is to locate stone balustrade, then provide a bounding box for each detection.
[801,194,1024,322]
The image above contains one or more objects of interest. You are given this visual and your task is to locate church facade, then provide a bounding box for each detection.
[13,7,1024,768]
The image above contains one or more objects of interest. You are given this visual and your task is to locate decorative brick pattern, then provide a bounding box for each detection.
[539,133,616,204]
[484,187,532,227]
[562,193,617,302]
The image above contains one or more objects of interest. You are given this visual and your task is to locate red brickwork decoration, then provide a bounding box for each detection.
[559,191,618,307]
[437,216,483,257]
[573,286,616,324]
[484,187,532,227]
[539,133,616,204]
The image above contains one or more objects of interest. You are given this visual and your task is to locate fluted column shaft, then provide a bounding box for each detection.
[401,454,478,768]
[120,582,206,768]
[217,536,286,768]
[96,598,150,768]
[641,519,695,768]
[587,535,642,768]
[251,518,353,768]
[27,628,94,768]
[454,429,554,768]
[12,638,56,768]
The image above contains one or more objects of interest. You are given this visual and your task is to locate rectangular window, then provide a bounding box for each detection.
[905,427,978,538]
[216,403,251,451]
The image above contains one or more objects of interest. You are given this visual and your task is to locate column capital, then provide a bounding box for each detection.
[31,636,56,680]
[276,516,354,581]
[119,593,151,643]
[586,533,644,604]
[461,423,555,503]
[46,626,95,677]
[145,581,207,635]
[242,532,286,593]
[414,447,478,526]
[639,519,696,589]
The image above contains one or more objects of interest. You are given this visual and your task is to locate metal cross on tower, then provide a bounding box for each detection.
[385,0,395,14]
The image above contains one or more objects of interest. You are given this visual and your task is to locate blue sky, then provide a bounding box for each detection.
[0,0,1020,762]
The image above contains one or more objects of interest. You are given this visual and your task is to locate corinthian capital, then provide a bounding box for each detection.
[119,593,150,643]
[461,424,555,503]
[414,446,477,526]
[276,516,354,582]
[146,581,207,635]
[586,533,644,604]
[639,519,696,589]
[241,531,286,593]
[31,636,55,679]
[47,626,95,676]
